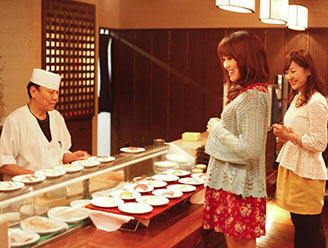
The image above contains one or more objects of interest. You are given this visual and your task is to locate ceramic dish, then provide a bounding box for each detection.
[20,216,68,235]
[120,147,145,153]
[12,174,46,184]
[136,195,169,206]
[35,168,66,178]
[167,184,197,193]
[8,229,40,248]
[71,160,101,168]
[55,164,84,173]
[47,206,89,224]
[178,177,205,186]
[152,189,183,199]
[151,174,179,182]
[191,173,207,180]
[142,180,167,188]
[88,155,116,163]
[164,169,191,177]
[118,202,153,214]
[91,196,124,208]
[125,183,154,193]
[70,199,91,208]
[109,190,141,200]
[0,181,25,192]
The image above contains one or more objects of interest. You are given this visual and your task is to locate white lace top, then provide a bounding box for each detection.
[276,92,328,180]
[205,88,270,198]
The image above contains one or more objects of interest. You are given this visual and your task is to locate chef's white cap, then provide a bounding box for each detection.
[30,69,61,91]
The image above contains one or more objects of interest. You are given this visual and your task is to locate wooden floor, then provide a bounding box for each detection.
[218,199,328,248]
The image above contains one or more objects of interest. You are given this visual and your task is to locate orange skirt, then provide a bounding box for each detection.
[275,166,326,215]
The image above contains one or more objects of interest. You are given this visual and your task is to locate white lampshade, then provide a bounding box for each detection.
[216,0,255,13]
[287,5,308,31]
[260,0,288,24]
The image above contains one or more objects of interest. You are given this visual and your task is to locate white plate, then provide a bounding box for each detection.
[191,173,207,180]
[70,199,91,208]
[8,229,40,247]
[109,190,141,200]
[165,154,189,163]
[91,190,111,199]
[0,181,25,192]
[153,161,178,168]
[71,160,101,168]
[164,169,191,177]
[35,168,66,178]
[133,176,152,183]
[152,174,179,182]
[47,206,89,224]
[125,183,154,193]
[20,216,68,235]
[136,195,169,206]
[118,202,153,214]
[167,184,197,193]
[178,177,205,185]
[55,164,84,173]
[12,174,46,184]
[91,197,124,208]
[120,147,145,153]
[143,180,167,188]
[152,189,183,199]
[88,155,116,163]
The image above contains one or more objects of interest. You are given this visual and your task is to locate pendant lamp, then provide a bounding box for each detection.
[260,0,288,24]
[216,0,255,13]
[287,5,308,31]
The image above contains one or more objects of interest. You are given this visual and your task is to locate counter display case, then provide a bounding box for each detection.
[0,143,197,247]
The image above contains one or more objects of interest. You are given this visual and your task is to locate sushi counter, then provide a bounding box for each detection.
[1,134,226,248]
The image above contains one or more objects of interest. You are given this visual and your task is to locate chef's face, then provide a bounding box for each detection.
[284,61,310,93]
[33,86,59,111]
[222,56,241,82]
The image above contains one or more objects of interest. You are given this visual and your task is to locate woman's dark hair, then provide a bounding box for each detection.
[218,30,270,87]
[283,49,327,106]
[27,82,40,99]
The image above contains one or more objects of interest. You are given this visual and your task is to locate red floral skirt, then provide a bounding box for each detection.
[202,187,266,239]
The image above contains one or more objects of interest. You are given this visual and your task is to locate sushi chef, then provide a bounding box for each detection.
[0,69,89,177]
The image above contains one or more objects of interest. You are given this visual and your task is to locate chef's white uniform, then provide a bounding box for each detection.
[0,105,71,171]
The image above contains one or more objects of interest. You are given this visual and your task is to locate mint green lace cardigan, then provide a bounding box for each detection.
[205,89,270,198]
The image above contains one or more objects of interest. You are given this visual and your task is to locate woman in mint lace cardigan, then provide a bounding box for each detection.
[203,31,270,248]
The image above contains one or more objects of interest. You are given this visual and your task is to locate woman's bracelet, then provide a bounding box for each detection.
[293,134,298,145]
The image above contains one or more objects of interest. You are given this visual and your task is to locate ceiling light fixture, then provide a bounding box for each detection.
[216,0,255,13]
[287,5,308,31]
[259,0,288,24]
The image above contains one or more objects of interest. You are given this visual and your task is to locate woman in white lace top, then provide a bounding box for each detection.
[273,50,327,248]
[203,31,270,248]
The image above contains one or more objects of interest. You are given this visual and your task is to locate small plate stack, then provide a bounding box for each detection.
[165,154,192,171]
[153,160,178,174]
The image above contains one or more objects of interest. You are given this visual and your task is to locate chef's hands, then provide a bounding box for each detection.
[272,124,294,143]
[207,117,220,133]
[63,150,90,164]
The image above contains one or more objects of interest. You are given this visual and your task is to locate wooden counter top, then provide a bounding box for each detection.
[42,202,208,248]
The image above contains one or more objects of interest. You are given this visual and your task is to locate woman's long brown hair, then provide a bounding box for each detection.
[283,49,327,106]
[218,31,270,103]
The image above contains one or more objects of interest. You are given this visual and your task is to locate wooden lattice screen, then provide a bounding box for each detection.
[42,0,96,119]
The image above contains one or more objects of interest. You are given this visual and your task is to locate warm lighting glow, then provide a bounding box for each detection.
[287,5,308,31]
[260,0,288,24]
[216,0,255,13]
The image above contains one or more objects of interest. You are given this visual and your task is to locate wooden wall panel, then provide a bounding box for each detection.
[134,30,152,146]
[150,30,169,142]
[185,30,206,132]
[309,29,328,83]
[203,30,225,122]
[167,30,187,141]
[110,28,328,154]
[266,29,286,82]
[286,30,309,53]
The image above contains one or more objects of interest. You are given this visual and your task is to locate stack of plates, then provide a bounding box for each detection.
[165,154,192,171]
[153,161,178,174]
